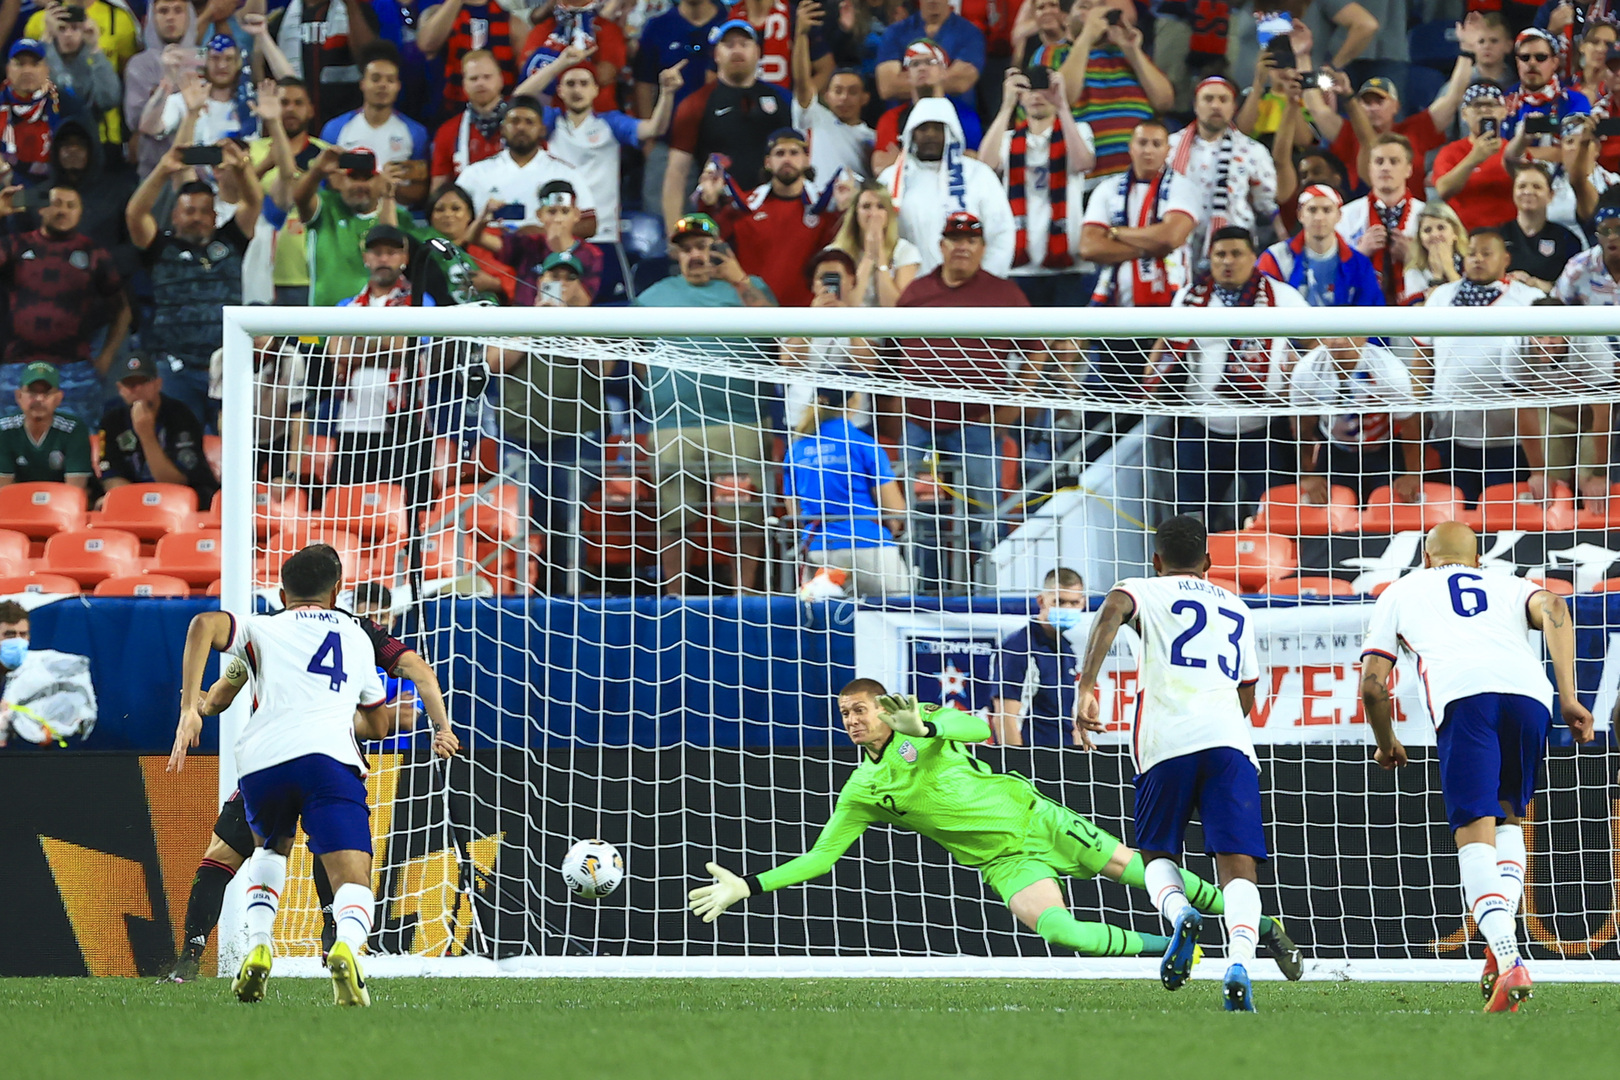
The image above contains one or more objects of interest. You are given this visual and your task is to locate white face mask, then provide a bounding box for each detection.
[1,637,29,669]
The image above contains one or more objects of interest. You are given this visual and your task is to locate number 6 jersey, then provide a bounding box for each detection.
[224,609,388,778]
[1360,566,1552,725]
[1113,575,1260,772]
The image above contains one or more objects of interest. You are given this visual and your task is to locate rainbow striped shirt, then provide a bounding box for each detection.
[1069,46,1153,180]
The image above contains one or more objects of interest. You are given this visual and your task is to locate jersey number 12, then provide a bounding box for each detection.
[307,632,348,692]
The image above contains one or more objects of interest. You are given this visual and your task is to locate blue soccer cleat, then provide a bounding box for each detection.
[1223,962,1256,1012]
[1160,908,1203,991]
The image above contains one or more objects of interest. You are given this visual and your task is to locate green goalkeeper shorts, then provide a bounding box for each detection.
[979,797,1123,904]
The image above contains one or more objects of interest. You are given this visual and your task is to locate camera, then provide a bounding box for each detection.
[492,203,527,221]
[1523,114,1558,135]
[1105,9,1122,25]
[1266,37,1296,72]
[1314,68,1336,93]
[337,150,376,178]
[1025,66,1051,91]
[179,145,223,167]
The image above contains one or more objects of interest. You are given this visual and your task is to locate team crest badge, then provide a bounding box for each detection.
[761,95,778,114]
[68,250,89,270]
[1539,238,1557,257]
[207,241,229,262]
[46,450,63,470]
[899,741,917,763]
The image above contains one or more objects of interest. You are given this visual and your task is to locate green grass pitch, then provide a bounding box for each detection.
[6,978,1619,1080]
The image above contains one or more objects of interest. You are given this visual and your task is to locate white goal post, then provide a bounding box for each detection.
[215,302,1620,981]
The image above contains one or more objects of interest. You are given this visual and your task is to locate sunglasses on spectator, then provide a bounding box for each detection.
[1599,222,1620,236]
[1517,51,1554,62]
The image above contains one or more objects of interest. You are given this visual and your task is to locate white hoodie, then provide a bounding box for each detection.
[876,98,1016,278]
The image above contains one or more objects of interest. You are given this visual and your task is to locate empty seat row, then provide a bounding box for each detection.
[1251,481,1617,537]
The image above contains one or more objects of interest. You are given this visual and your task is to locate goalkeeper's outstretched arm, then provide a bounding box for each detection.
[688,801,873,922]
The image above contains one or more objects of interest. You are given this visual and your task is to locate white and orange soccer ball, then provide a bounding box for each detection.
[561,839,624,900]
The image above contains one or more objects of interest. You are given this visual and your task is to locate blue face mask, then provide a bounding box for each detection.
[1046,608,1084,631]
[1,638,28,669]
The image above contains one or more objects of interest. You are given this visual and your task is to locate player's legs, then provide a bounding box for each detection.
[1003,877,1172,957]
[162,795,255,983]
[1197,748,1270,1012]
[1132,754,1205,989]
[300,757,376,1007]
[313,855,338,961]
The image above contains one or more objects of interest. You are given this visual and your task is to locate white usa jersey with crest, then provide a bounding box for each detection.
[225,609,387,778]
[1114,575,1260,772]
[1359,566,1551,725]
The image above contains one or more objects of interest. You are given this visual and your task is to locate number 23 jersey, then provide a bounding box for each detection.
[225,609,388,778]
[1360,566,1552,725]
[1114,575,1260,772]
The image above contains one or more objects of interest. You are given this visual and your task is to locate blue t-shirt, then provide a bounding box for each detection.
[784,417,896,550]
[993,620,1080,746]
[1302,247,1340,307]
[877,12,986,122]
[1506,87,1591,132]
[634,6,729,116]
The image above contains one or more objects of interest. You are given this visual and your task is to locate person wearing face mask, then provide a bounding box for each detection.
[0,609,29,681]
[0,597,97,750]
[990,567,1088,747]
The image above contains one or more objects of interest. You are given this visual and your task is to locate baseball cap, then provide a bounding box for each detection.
[711,19,759,44]
[1516,27,1562,55]
[1297,183,1343,208]
[1357,77,1399,101]
[670,213,721,242]
[1463,81,1505,107]
[364,223,408,248]
[766,127,808,151]
[940,211,984,238]
[540,251,585,277]
[538,179,577,206]
[8,39,44,61]
[903,38,949,68]
[118,351,162,383]
[20,361,58,389]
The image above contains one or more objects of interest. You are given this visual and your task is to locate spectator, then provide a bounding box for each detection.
[0,600,30,707]
[96,350,218,508]
[876,0,984,139]
[892,212,1035,554]
[1433,83,1513,232]
[871,38,981,173]
[1289,336,1422,504]
[1014,0,1073,69]
[1416,227,1542,503]
[1511,112,1612,237]
[1322,71,1467,199]
[1,39,79,185]
[456,96,599,232]
[44,119,130,268]
[877,98,1015,276]
[1513,298,1615,508]
[662,21,790,231]
[1059,0,1173,182]
[239,334,309,485]
[1338,132,1423,304]
[980,66,1095,306]
[146,35,257,149]
[489,177,604,307]
[545,58,682,304]
[1500,161,1583,293]
[1257,185,1383,308]
[1504,27,1590,128]
[40,4,119,152]
[1168,76,1278,273]
[1461,10,1515,90]
[989,566,1086,746]
[269,0,383,125]
[729,0,836,97]
[293,145,431,307]
[24,1,138,74]
[1404,200,1467,304]
[417,0,522,123]
[0,362,94,488]
[123,0,190,177]
[1150,226,1308,530]
[126,143,262,424]
[319,43,429,206]
[423,184,514,300]
[521,0,628,113]
[785,383,912,598]
[1572,15,1617,101]
[633,0,729,220]
[633,212,775,594]
[430,50,509,194]
[695,127,842,307]
[792,4,872,182]
[1554,203,1620,305]
[338,223,422,307]
[251,77,330,307]
[779,247,879,427]
[1228,0,1381,82]
[0,181,128,420]
[830,181,921,306]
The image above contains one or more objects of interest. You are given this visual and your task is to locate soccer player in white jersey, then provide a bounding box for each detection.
[1076,515,1275,1012]
[1359,521,1594,1013]
[168,544,388,1006]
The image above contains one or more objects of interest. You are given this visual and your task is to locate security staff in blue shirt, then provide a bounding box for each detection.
[990,567,1087,746]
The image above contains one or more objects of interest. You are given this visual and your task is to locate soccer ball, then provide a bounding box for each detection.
[561,839,624,900]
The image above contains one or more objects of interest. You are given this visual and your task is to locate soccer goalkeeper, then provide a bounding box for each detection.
[690,679,1301,979]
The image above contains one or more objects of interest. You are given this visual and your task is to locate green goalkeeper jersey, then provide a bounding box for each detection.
[753,707,1047,893]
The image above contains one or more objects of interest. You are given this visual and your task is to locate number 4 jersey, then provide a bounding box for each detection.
[225,609,388,779]
[1113,575,1259,772]
[1360,566,1553,725]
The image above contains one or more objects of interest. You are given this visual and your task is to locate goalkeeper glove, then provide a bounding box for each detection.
[876,693,929,736]
[688,862,751,923]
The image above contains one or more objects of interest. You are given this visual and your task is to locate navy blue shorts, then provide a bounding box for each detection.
[237,754,373,856]
[1437,692,1551,831]
[1133,747,1269,860]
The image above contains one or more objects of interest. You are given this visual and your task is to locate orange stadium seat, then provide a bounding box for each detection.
[198,491,222,530]
[153,530,223,587]
[0,528,29,576]
[1574,482,1620,530]
[206,579,222,596]
[429,484,521,542]
[1250,484,1360,536]
[1266,576,1355,597]
[203,434,223,481]
[0,482,87,540]
[1206,575,1242,593]
[1207,531,1298,589]
[254,483,310,539]
[294,435,337,484]
[256,525,362,586]
[0,572,81,594]
[94,574,192,598]
[1359,483,1474,533]
[1479,481,1576,532]
[41,528,141,586]
[1525,575,1575,596]
[90,483,200,540]
[323,483,409,542]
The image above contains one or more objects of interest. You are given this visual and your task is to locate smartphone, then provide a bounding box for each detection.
[337,151,376,178]
[1596,116,1620,137]
[1025,65,1051,91]
[1477,116,1498,138]
[179,145,224,166]
[492,203,528,221]
[540,280,565,304]
[1524,114,1558,135]
[707,240,731,267]
[1104,8,1122,25]
[21,187,50,210]
[1267,37,1296,70]
[819,271,842,299]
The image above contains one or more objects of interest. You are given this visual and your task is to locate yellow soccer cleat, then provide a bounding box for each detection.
[327,941,371,1007]
[232,943,272,1003]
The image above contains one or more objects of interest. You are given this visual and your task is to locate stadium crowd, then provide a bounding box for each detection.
[0,0,1619,596]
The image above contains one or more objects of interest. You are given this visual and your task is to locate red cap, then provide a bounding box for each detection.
[941,212,983,238]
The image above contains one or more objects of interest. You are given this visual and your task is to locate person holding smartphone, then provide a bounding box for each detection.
[1434,83,1516,232]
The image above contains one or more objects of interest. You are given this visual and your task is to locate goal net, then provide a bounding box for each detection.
[217,303,1620,980]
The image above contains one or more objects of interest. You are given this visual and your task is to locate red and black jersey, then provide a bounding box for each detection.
[350,611,411,675]
[0,229,123,365]
[434,1,519,121]
[669,80,791,176]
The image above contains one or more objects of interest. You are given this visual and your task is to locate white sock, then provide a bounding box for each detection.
[1459,842,1520,966]
[332,882,375,952]
[1496,824,1527,916]
[242,849,286,953]
[1144,858,1193,926]
[1222,878,1261,966]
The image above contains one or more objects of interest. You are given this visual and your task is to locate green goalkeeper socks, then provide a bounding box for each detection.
[1116,852,1277,936]
[1035,907,1171,956]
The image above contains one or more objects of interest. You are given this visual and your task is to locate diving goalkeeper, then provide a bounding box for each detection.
[690,679,1301,977]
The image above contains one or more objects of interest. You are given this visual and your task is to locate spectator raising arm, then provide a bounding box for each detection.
[1326,2,1379,71]
[293,144,342,222]
[1234,51,1276,139]
[218,138,264,239]
[638,60,685,142]
[127,146,188,249]
[416,0,467,58]
[242,10,298,81]
[512,42,597,100]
